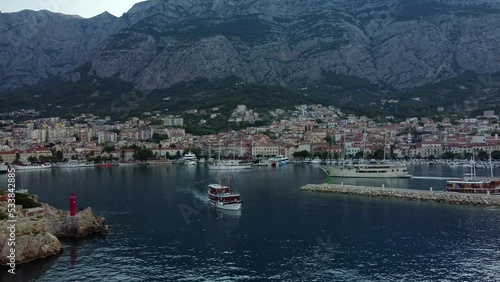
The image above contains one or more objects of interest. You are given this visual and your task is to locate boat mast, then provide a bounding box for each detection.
[383,132,386,163]
[226,139,231,193]
[343,133,346,167]
[218,140,221,186]
[363,127,366,163]
[490,153,494,178]
[240,137,243,157]
[227,166,231,193]
[470,156,475,179]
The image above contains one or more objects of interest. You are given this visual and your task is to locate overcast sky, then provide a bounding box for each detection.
[0,0,146,18]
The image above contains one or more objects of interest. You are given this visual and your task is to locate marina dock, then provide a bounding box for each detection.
[300,184,500,207]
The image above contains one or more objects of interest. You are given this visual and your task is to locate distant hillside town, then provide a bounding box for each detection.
[1,104,500,164]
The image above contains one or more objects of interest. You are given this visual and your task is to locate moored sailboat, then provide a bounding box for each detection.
[320,160,410,178]
[320,133,409,178]
[445,156,500,195]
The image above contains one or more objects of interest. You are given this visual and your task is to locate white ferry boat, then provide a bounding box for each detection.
[207,160,252,170]
[11,163,52,170]
[320,161,410,178]
[57,160,96,168]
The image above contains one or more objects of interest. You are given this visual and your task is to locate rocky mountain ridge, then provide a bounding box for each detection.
[0,10,123,90]
[1,0,500,92]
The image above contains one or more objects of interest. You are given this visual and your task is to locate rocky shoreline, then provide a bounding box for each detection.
[301,184,500,207]
[0,195,108,266]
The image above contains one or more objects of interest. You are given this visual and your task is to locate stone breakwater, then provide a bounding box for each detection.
[0,197,108,266]
[301,184,500,207]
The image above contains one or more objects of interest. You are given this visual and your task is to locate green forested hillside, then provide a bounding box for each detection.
[1,72,499,123]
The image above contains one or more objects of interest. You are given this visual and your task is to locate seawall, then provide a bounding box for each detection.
[300,184,500,207]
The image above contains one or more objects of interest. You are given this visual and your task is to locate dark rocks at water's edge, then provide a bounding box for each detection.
[43,204,108,238]
[0,195,108,266]
[301,184,500,207]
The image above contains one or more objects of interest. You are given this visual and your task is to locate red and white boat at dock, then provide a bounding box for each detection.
[445,158,500,195]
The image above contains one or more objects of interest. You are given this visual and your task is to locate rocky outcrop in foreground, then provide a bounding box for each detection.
[43,204,108,238]
[301,184,500,207]
[0,197,108,265]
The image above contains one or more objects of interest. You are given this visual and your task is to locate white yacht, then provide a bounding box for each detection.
[308,157,321,165]
[16,189,29,194]
[177,151,197,165]
[11,163,52,170]
[208,160,252,170]
[57,160,96,168]
[268,155,289,166]
[253,159,270,166]
[320,160,410,178]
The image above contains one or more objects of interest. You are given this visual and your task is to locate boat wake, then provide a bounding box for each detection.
[191,189,209,204]
[411,176,450,180]
[176,181,209,204]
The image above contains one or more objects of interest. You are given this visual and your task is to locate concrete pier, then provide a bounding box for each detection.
[300,184,500,207]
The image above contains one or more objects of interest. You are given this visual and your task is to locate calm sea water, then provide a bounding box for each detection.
[1,164,500,281]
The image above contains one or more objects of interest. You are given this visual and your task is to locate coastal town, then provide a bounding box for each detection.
[1,104,500,164]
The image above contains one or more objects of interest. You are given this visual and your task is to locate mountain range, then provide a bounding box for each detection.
[1,0,500,97]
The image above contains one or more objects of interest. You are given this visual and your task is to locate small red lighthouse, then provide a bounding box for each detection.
[70,192,76,216]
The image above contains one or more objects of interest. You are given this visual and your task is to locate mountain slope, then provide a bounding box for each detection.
[0,10,122,90]
[2,0,500,91]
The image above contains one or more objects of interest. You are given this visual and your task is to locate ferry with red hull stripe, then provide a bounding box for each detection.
[445,178,500,195]
[445,157,500,195]
[208,141,242,210]
[207,184,242,211]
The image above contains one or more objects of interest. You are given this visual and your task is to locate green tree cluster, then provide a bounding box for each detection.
[134,149,154,161]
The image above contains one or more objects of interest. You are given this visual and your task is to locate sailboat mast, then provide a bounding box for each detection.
[490,153,494,178]
[240,137,243,157]
[363,122,367,162]
[227,168,231,193]
[470,156,475,178]
[343,133,346,167]
[218,141,221,186]
[383,133,386,162]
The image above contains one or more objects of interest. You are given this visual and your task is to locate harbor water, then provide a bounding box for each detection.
[1,164,500,281]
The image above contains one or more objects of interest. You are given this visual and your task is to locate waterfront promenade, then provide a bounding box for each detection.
[301,184,500,207]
